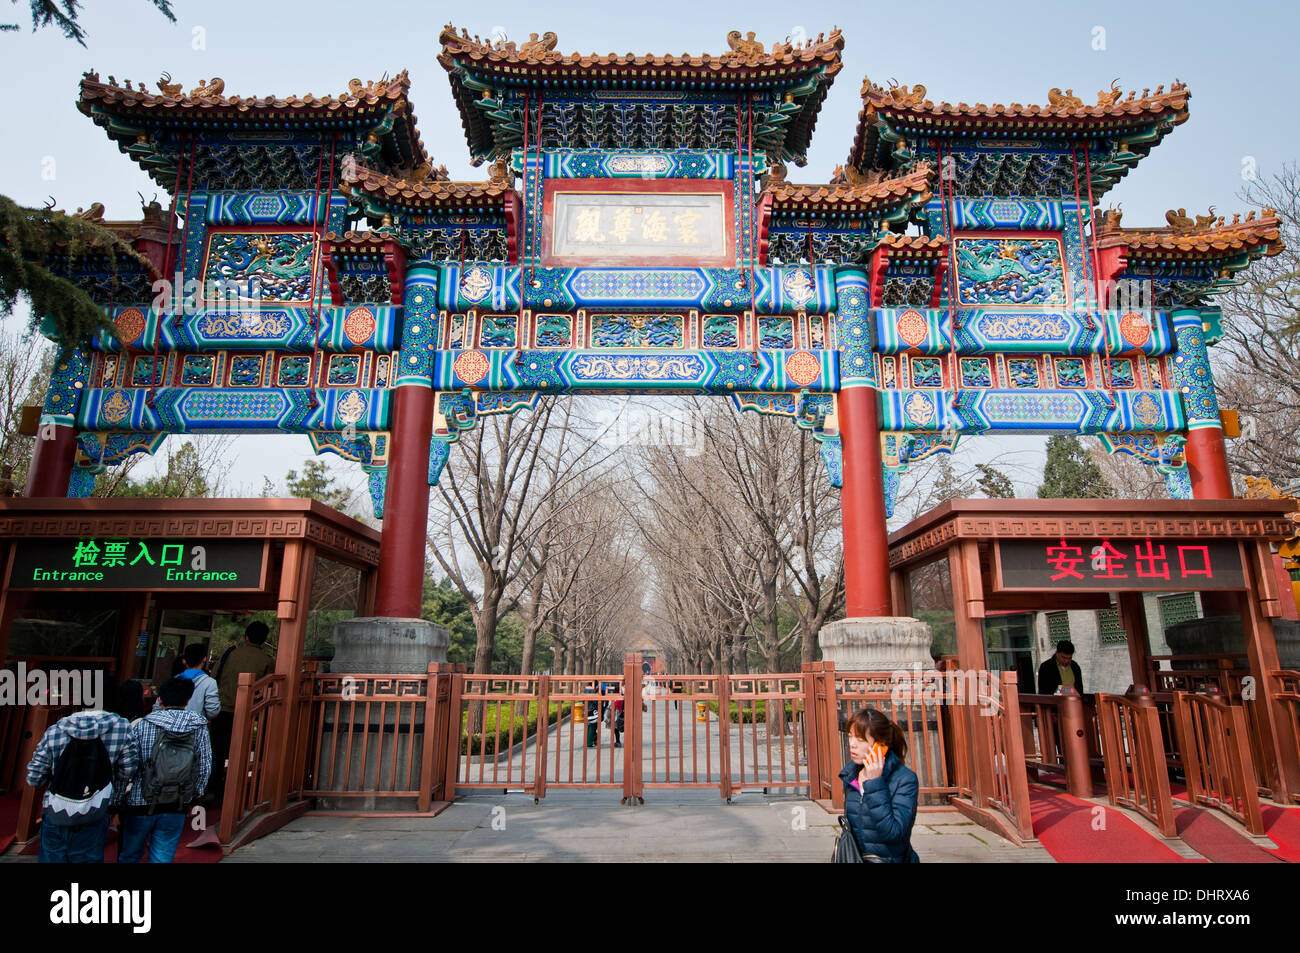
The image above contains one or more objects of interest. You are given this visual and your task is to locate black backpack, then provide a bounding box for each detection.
[141,729,199,812]
[47,736,113,825]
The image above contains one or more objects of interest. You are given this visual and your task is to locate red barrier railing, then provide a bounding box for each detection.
[219,673,285,845]
[1095,692,1177,837]
[536,675,623,794]
[1019,692,1094,798]
[833,669,958,806]
[981,673,1034,842]
[725,674,807,795]
[300,666,452,810]
[1172,691,1264,834]
[1270,671,1300,805]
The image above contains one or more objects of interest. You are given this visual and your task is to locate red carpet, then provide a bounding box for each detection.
[1173,802,1281,863]
[1029,784,1197,863]
[19,809,223,863]
[1261,804,1300,863]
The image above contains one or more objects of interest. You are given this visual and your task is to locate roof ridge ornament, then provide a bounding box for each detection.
[886,79,926,108]
[725,30,764,57]
[190,77,224,101]
[1047,87,1083,108]
[519,32,558,54]
[157,71,182,97]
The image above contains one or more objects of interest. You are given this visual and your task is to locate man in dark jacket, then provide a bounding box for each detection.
[210,620,274,798]
[1037,640,1084,695]
[839,750,920,863]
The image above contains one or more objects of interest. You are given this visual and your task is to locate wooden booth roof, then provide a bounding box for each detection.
[0,498,381,566]
[888,499,1298,571]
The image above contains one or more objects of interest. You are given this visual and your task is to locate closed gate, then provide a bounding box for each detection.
[222,655,1032,848]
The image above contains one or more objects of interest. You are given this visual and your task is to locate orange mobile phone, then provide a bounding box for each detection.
[872,742,887,759]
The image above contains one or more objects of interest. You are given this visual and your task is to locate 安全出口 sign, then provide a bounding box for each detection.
[994,538,1244,592]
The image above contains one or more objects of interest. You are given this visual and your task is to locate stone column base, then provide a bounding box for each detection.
[819,616,935,672]
[329,616,450,674]
[315,617,451,811]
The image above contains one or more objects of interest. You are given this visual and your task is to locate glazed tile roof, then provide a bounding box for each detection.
[38,205,161,287]
[79,70,416,116]
[1095,207,1283,261]
[764,163,933,215]
[437,25,844,78]
[848,77,1191,175]
[873,233,949,257]
[438,25,843,166]
[340,162,513,214]
[77,70,428,185]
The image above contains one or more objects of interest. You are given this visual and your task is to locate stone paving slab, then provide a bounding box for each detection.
[222,792,1057,863]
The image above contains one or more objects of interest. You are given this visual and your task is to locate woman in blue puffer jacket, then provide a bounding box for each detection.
[839,707,920,863]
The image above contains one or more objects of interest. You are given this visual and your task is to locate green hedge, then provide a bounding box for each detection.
[460,700,572,756]
[706,700,799,724]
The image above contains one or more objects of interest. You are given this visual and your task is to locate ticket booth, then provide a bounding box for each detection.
[0,498,381,835]
[888,498,1300,834]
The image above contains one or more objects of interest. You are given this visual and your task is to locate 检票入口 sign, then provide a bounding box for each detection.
[995,538,1244,592]
[7,538,266,591]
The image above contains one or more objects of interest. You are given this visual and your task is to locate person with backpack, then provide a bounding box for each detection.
[210,620,274,800]
[117,676,212,863]
[26,703,138,863]
[175,642,220,722]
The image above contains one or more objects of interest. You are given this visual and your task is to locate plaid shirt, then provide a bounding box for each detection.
[26,710,139,809]
[120,707,212,809]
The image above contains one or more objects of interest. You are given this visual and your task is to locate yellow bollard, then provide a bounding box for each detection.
[696,701,707,722]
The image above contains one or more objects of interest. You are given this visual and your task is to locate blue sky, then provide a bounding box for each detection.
[2,0,1296,496]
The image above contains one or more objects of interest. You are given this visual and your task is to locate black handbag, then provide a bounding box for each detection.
[833,815,866,863]
[833,815,912,863]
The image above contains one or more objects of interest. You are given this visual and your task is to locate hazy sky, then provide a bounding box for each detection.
[2,0,1296,500]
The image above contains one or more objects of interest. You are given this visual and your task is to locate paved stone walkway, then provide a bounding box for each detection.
[222,792,1057,863]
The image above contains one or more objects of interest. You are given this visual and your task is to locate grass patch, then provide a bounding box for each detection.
[459,700,573,756]
[706,700,799,724]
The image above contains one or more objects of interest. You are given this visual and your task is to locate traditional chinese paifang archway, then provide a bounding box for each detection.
[25,28,1284,639]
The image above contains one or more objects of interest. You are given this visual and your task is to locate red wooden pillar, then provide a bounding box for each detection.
[1185,428,1233,500]
[24,423,76,498]
[839,387,893,617]
[1171,308,1232,500]
[835,267,892,618]
[374,386,433,617]
[374,265,437,619]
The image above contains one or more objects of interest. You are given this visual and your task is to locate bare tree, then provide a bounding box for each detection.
[428,397,618,675]
[1089,442,1168,499]
[0,325,51,491]
[1214,162,1300,486]
[627,400,842,673]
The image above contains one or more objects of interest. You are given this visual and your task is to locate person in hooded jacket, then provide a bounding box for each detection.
[839,707,920,863]
[27,704,139,862]
[117,676,212,863]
